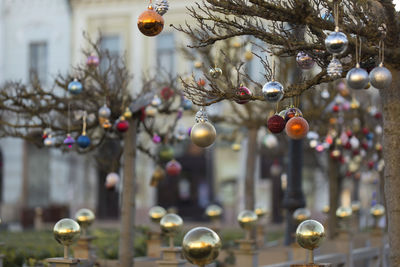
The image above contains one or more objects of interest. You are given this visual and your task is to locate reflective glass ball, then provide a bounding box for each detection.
[235,86,252,104]
[296,51,315,70]
[346,67,369,90]
[325,31,348,55]
[68,80,83,95]
[369,65,392,89]
[137,6,164,37]
[327,58,343,78]
[77,135,91,149]
[262,81,284,102]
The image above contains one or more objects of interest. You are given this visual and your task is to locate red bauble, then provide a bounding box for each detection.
[361,141,369,150]
[161,87,174,100]
[362,127,369,135]
[197,79,206,87]
[285,117,309,140]
[344,142,352,150]
[368,161,374,170]
[346,130,353,137]
[284,107,303,122]
[116,117,129,132]
[235,86,252,104]
[332,105,340,112]
[166,160,182,176]
[267,115,286,134]
[374,112,382,119]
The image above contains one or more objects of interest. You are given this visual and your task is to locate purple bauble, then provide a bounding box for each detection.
[63,134,75,148]
[235,86,252,104]
[152,135,162,144]
[86,55,100,68]
[296,51,315,70]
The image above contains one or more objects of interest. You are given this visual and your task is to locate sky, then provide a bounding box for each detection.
[395,0,400,11]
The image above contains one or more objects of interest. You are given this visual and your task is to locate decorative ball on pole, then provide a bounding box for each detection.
[160,213,183,248]
[205,204,223,219]
[254,206,268,219]
[237,210,258,240]
[53,218,81,259]
[75,209,95,237]
[182,227,222,267]
[370,204,385,228]
[149,206,167,223]
[296,220,325,265]
[293,208,311,224]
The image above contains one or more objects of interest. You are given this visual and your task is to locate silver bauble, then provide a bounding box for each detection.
[44,135,56,146]
[325,31,348,55]
[262,81,284,102]
[346,65,369,90]
[154,0,169,16]
[209,68,222,79]
[98,104,111,118]
[327,57,342,78]
[369,64,392,89]
[296,51,315,70]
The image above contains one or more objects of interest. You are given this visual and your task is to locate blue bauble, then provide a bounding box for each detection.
[77,135,91,148]
[182,98,193,110]
[68,80,83,95]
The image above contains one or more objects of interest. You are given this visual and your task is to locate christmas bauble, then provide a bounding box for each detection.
[152,134,162,144]
[98,104,111,118]
[182,227,221,266]
[86,55,99,68]
[267,115,286,134]
[77,134,91,148]
[137,5,164,37]
[244,51,253,61]
[194,61,202,69]
[284,107,303,122]
[235,86,252,104]
[231,143,241,151]
[68,79,83,95]
[102,119,112,129]
[325,31,348,55]
[209,68,222,79]
[321,88,330,99]
[262,81,284,102]
[161,87,174,100]
[105,172,120,189]
[53,219,80,246]
[296,51,315,70]
[327,57,342,78]
[116,117,129,132]
[166,160,182,176]
[44,135,55,146]
[263,134,278,148]
[191,121,216,147]
[63,134,75,148]
[296,220,325,250]
[369,64,392,89]
[321,12,334,23]
[346,65,369,90]
[158,145,174,162]
[145,106,158,117]
[151,166,166,184]
[285,117,309,140]
[154,0,169,16]
[123,107,133,119]
[197,79,206,87]
[182,98,193,110]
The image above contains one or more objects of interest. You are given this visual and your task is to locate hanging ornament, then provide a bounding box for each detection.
[235,86,252,104]
[350,98,360,109]
[116,116,129,132]
[285,116,309,140]
[209,67,222,79]
[105,172,120,190]
[327,57,342,78]
[44,134,55,146]
[321,88,330,99]
[267,115,286,134]
[346,37,369,90]
[309,139,318,148]
[153,134,162,144]
[145,106,158,117]
[369,42,392,89]
[284,107,303,122]
[182,98,193,110]
[151,95,162,106]
[154,0,169,16]
[263,134,278,148]
[158,145,174,162]
[191,109,216,148]
[123,107,133,119]
[194,61,202,69]
[98,104,111,118]
[42,129,48,140]
[296,51,315,70]
[137,5,164,37]
[321,12,334,23]
[161,87,174,100]
[166,160,182,176]
[244,50,254,61]
[102,119,112,129]
[68,79,83,95]
[325,31,348,55]
[175,126,188,141]
[86,55,100,68]
[77,113,90,149]
[197,79,206,87]
[262,81,284,102]
[231,143,241,152]
[349,136,360,149]
[63,134,75,148]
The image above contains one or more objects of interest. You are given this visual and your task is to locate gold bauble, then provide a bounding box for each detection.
[293,208,311,223]
[322,205,330,214]
[53,218,81,246]
[237,210,258,230]
[370,204,385,219]
[254,206,268,218]
[336,206,352,219]
[102,119,112,129]
[190,121,217,148]
[149,206,167,223]
[194,61,203,69]
[137,6,164,37]
[152,166,166,181]
[146,106,158,117]
[160,213,183,235]
[351,201,361,213]
[296,220,325,250]
[205,205,223,218]
[244,51,254,61]
[182,227,221,266]
[123,107,133,119]
[75,209,95,229]
[231,143,241,152]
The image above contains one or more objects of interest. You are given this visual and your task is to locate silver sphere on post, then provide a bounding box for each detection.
[262,81,284,102]
[346,64,369,90]
[369,64,392,89]
[53,218,81,259]
[296,220,325,264]
[325,31,348,55]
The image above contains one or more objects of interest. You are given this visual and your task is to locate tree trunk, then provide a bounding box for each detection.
[119,118,137,267]
[327,156,340,239]
[244,127,258,210]
[380,70,400,266]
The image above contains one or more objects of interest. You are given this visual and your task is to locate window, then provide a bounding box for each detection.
[156,33,176,75]
[100,35,122,73]
[29,42,48,84]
